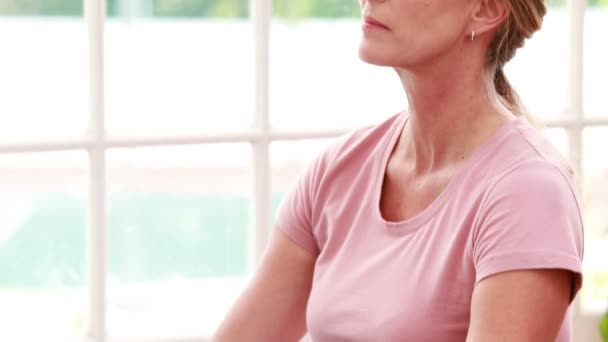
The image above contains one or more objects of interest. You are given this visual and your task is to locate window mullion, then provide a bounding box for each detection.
[251,0,272,266]
[85,0,107,339]
[567,0,585,185]
[567,0,585,317]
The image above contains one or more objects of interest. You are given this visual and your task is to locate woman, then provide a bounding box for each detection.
[213,0,584,340]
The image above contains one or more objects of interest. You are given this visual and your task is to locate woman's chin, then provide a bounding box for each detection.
[357,46,394,67]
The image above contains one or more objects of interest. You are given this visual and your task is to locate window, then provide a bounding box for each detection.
[0,0,606,341]
[581,0,608,316]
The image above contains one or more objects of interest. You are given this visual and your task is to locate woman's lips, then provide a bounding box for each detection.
[363,16,389,30]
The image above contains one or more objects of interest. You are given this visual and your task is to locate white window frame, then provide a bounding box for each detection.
[0,0,606,340]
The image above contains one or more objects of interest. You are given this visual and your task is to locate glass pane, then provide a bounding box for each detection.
[505,6,568,120]
[0,151,87,341]
[105,0,252,137]
[580,127,608,313]
[584,4,608,118]
[107,144,251,339]
[270,1,404,131]
[0,8,87,142]
[270,139,335,220]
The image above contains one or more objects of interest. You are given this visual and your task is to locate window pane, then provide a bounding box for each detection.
[584,5,608,118]
[270,139,335,220]
[0,151,87,341]
[105,1,252,137]
[581,127,608,313]
[0,13,87,142]
[505,6,569,120]
[107,144,251,339]
[270,1,404,131]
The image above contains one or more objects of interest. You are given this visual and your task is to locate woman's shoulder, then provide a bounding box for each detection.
[515,117,573,170]
[478,116,579,199]
[314,111,405,171]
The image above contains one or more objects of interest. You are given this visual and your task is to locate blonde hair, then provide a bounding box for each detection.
[487,0,546,117]
[486,0,576,173]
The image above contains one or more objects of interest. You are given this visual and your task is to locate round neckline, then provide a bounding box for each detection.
[373,113,524,234]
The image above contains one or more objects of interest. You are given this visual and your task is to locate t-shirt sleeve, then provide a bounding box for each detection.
[274,155,323,256]
[472,161,584,300]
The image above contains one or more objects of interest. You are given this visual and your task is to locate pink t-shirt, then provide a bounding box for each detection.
[276,112,584,341]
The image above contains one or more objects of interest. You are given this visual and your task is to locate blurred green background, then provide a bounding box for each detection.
[0,0,606,18]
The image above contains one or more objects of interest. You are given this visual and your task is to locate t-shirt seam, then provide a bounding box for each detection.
[510,125,585,246]
[309,132,348,227]
[477,250,582,266]
[307,112,404,247]
[469,126,584,258]
[310,113,403,209]
[372,113,406,226]
[475,251,582,284]
[278,217,320,255]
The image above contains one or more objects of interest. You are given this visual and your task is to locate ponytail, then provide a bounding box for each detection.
[487,0,546,120]
[494,66,522,115]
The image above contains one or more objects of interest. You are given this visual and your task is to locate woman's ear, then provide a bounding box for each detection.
[469,0,509,37]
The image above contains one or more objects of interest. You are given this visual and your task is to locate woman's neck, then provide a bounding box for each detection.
[393,66,515,175]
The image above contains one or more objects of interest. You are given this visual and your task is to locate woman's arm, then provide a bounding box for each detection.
[466,269,573,342]
[211,226,316,342]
